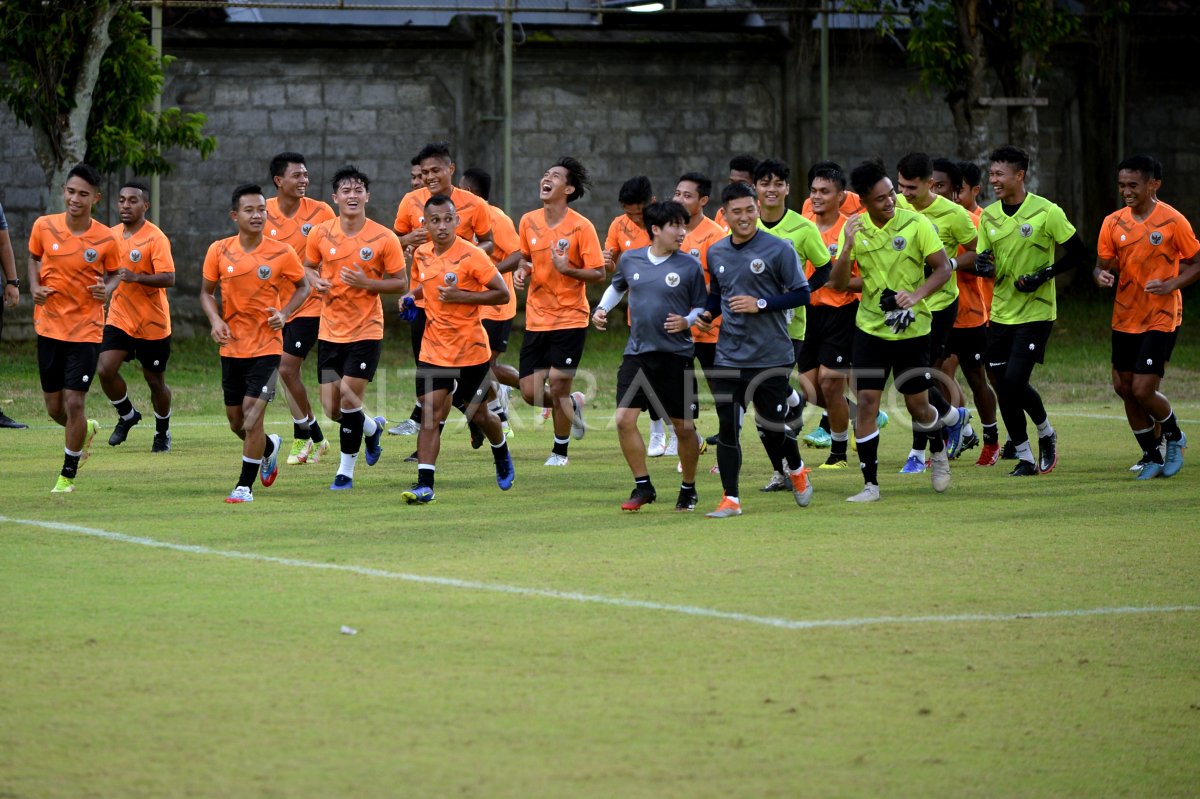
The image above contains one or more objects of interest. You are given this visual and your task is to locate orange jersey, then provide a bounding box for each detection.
[107,220,174,340]
[202,236,305,358]
[480,204,521,322]
[412,237,500,367]
[954,205,989,328]
[714,207,729,234]
[802,211,859,309]
[518,207,604,331]
[393,185,492,240]
[683,215,727,344]
[29,214,119,343]
[305,217,405,343]
[1098,201,1200,334]
[801,190,863,217]
[266,196,335,320]
[605,213,651,257]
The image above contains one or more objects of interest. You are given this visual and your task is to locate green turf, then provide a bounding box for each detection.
[1,297,1199,797]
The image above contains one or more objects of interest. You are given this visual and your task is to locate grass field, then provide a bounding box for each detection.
[2,297,1199,798]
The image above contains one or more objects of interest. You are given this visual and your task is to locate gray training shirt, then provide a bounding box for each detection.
[609,247,708,357]
[707,229,809,369]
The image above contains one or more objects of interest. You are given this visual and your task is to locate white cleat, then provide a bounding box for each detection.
[664,433,679,456]
[647,432,666,457]
[846,483,881,503]
[570,391,587,440]
[544,453,569,467]
[930,451,951,493]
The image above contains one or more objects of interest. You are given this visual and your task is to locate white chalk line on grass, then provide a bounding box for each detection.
[3,515,1197,632]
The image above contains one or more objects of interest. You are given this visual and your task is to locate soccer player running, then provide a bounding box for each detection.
[976,145,1089,476]
[593,200,708,511]
[400,194,514,504]
[266,152,335,465]
[200,184,310,503]
[698,182,814,518]
[1,199,28,429]
[28,163,119,492]
[304,166,406,491]
[830,160,961,503]
[1094,154,1200,479]
[500,157,606,467]
[97,182,175,453]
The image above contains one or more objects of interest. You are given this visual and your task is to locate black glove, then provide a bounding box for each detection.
[973,249,995,278]
[884,308,916,334]
[1016,266,1054,293]
[879,287,899,312]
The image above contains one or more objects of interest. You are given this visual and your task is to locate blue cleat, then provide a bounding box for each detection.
[330,474,353,490]
[899,454,926,474]
[943,407,969,458]
[260,434,281,487]
[876,410,889,429]
[1163,432,1186,478]
[402,485,436,504]
[495,452,515,491]
[364,416,386,466]
[1135,461,1163,481]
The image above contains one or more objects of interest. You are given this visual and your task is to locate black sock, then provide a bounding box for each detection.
[681,481,695,492]
[61,453,81,479]
[819,412,830,433]
[263,436,276,459]
[155,413,170,433]
[340,409,365,454]
[858,433,879,485]
[911,431,925,451]
[310,419,324,444]
[491,439,510,464]
[418,466,435,488]
[635,474,652,488]
[552,436,570,457]
[113,396,134,417]
[238,458,258,489]
[717,440,741,498]
[293,419,311,440]
[1157,412,1183,442]
[758,424,785,472]
[497,409,509,424]
[983,422,999,445]
[831,433,848,457]
[409,404,422,424]
[928,385,952,416]
[927,430,945,454]
[1134,427,1163,462]
[780,431,802,471]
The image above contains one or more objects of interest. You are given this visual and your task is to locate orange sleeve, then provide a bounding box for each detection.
[305,222,325,264]
[28,218,46,258]
[1096,215,1118,261]
[577,216,605,270]
[152,229,176,274]
[202,241,221,283]
[604,217,621,252]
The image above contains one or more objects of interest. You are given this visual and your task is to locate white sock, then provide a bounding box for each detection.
[727,495,740,504]
[338,452,359,478]
[1016,441,1034,463]
[831,430,849,442]
[650,418,664,437]
[909,448,925,459]
[963,423,975,438]
[362,414,378,437]
[942,406,960,427]
[787,391,801,408]
[1036,419,1054,438]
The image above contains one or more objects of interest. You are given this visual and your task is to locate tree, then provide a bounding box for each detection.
[0,0,216,209]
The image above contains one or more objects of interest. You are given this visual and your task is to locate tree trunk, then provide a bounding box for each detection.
[1005,46,1040,193]
[949,0,990,165]
[785,11,818,188]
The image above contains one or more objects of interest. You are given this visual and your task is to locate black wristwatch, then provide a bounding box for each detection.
[5,279,18,288]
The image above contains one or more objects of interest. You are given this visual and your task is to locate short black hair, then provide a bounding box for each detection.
[66,163,102,189]
[721,181,756,205]
[269,152,305,180]
[410,154,421,167]
[416,142,453,164]
[331,165,370,192]
[896,152,933,181]
[849,159,889,198]
[554,156,591,204]
[989,145,1029,174]
[120,181,151,202]
[729,154,759,175]
[807,160,843,185]
[932,158,962,191]
[618,175,653,206]
[642,200,689,234]
[810,166,846,193]
[677,171,712,199]
[753,159,789,184]
[230,183,263,211]
[1117,154,1163,181]
[423,193,455,213]
[957,160,982,189]
[461,167,492,201]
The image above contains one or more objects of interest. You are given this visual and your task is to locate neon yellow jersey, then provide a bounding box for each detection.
[759,209,828,340]
[838,207,943,340]
[905,194,975,312]
[976,193,1076,324]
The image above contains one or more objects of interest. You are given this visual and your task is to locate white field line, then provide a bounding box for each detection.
[2,515,1197,632]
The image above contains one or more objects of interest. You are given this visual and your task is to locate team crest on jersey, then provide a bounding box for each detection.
[689,248,700,258]
[257,265,272,280]
[301,223,313,236]
[632,272,640,281]
[750,259,766,274]
[827,243,838,256]
[1150,231,1163,246]
[718,265,725,274]
[51,243,59,251]
[269,229,278,237]
[444,272,458,286]
[359,247,374,261]
[1019,223,1033,238]
[891,237,906,251]
[129,249,142,263]
[665,272,680,287]
[556,238,570,251]
[84,248,98,263]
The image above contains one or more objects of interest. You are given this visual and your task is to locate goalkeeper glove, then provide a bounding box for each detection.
[884,308,916,334]
[398,295,418,322]
[1015,266,1054,293]
[879,287,899,312]
[973,250,995,278]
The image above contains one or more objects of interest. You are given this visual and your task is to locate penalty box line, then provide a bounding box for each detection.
[3,515,1197,632]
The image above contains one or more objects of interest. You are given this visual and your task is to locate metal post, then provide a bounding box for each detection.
[150,1,163,223]
[820,5,829,160]
[503,0,514,213]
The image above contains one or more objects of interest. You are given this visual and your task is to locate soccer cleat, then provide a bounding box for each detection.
[468,420,485,450]
[387,418,419,436]
[1163,432,1186,478]
[569,391,587,440]
[943,407,970,458]
[1000,440,1017,460]
[79,419,100,466]
[975,441,1000,466]
[330,474,354,490]
[0,411,28,429]
[956,431,980,459]
[540,406,552,423]
[819,453,849,469]
[929,451,951,493]
[674,487,698,511]
[1130,456,1151,472]
[876,410,889,429]
[709,464,721,475]
[543,453,569,467]
[1135,461,1164,481]
[501,422,514,439]
[225,485,253,503]
[496,384,511,415]
[664,433,679,456]
[1037,431,1058,474]
[705,495,742,518]
[788,466,813,507]
[899,454,926,474]
[495,452,515,491]
[287,438,313,465]
[108,410,142,446]
[151,431,171,453]
[705,433,720,446]
[846,483,881,503]
[647,431,667,457]
[760,471,789,492]
[404,450,419,463]
[402,485,436,504]
[308,439,329,464]
[803,427,832,448]
[364,416,386,465]
[621,485,657,511]
[260,433,282,487]
[1008,459,1038,477]
[51,475,76,493]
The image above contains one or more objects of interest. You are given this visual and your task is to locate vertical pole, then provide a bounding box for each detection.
[150,1,163,223]
[503,0,514,213]
[820,5,829,160]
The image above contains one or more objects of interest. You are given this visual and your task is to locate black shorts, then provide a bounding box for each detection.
[482,317,513,354]
[282,316,320,360]
[317,339,382,384]
[37,336,100,393]
[693,341,716,374]
[928,300,959,362]
[408,307,427,360]
[946,324,988,369]
[708,365,795,422]
[221,355,280,407]
[519,327,587,377]
[986,320,1053,369]
[100,325,171,373]
[851,330,934,394]
[415,359,492,411]
[797,302,857,373]
[616,352,698,421]
[1112,329,1177,377]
